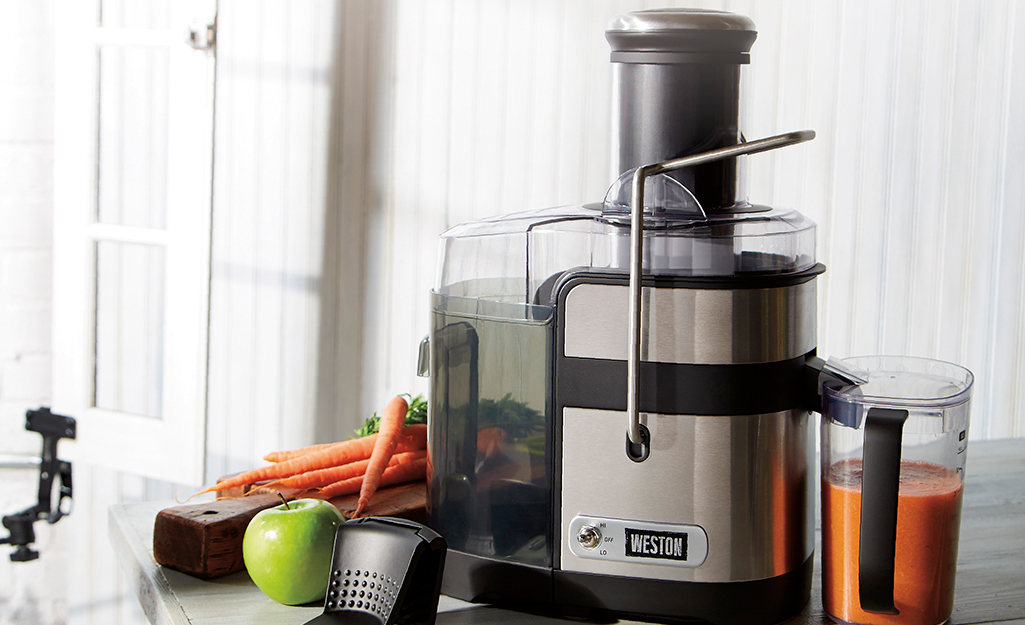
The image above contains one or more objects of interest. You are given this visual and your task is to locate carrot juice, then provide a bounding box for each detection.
[822,458,963,625]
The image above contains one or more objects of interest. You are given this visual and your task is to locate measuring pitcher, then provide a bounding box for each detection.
[820,356,973,625]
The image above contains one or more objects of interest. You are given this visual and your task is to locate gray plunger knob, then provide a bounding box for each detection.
[606,9,757,212]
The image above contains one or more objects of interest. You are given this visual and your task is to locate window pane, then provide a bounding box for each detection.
[99,0,173,30]
[94,242,165,418]
[97,47,170,229]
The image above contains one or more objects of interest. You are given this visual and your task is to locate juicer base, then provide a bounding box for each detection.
[441,550,814,625]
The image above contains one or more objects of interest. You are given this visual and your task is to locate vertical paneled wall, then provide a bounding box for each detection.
[731,0,1025,439]
[207,0,349,479]
[362,0,622,418]
[354,0,1025,440]
[208,0,1025,481]
[206,0,392,477]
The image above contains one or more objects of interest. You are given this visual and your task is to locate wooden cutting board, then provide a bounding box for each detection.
[153,480,427,579]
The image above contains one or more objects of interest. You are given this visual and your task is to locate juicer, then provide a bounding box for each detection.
[422,9,837,624]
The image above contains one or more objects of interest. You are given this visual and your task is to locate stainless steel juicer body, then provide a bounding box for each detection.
[428,265,824,624]
[425,9,826,625]
[550,268,819,619]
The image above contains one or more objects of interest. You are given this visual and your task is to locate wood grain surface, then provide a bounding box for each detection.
[153,481,426,579]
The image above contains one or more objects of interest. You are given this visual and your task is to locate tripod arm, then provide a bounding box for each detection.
[0,408,76,561]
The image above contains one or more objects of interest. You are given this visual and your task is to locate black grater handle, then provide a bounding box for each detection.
[306,517,447,625]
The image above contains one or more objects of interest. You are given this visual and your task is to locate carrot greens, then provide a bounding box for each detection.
[353,393,427,438]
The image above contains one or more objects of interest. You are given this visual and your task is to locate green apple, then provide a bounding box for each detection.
[242,498,345,605]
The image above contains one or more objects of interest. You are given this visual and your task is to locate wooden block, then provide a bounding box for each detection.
[153,493,290,579]
[328,481,428,525]
[153,481,427,580]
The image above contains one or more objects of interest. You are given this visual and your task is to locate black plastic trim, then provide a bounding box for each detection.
[440,550,553,606]
[550,263,825,297]
[554,554,813,625]
[440,550,813,625]
[556,354,812,417]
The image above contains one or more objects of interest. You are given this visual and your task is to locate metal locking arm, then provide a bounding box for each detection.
[626,130,816,450]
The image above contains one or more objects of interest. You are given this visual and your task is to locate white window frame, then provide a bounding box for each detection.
[53,0,216,485]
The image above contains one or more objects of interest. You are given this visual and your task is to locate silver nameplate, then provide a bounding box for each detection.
[567,515,709,568]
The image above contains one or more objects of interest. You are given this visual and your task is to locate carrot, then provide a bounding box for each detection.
[477,427,507,459]
[263,423,428,463]
[353,395,408,518]
[189,423,427,497]
[264,441,337,463]
[189,437,375,497]
[260,450,426,492]
[317,455,428,500]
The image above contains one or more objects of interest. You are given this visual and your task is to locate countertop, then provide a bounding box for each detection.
[110,438,1025,625]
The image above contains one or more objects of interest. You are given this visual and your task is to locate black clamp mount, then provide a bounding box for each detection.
[1,407,76,562]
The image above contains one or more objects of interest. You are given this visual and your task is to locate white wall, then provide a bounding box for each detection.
[4,1,1025,624]
[0,0,66,623]
[0,1,55,462]
[343,0,1025,438]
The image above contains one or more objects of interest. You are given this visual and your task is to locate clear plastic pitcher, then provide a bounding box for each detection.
[820,356,973,625]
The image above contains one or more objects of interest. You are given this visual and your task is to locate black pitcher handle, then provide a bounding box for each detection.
[859,407,909,614]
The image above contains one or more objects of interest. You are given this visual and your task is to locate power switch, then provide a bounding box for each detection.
[576,525,602,550]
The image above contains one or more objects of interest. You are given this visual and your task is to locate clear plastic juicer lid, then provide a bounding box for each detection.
[435,172,818,306]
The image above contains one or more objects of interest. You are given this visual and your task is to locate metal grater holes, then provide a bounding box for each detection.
[325,568,401,616]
